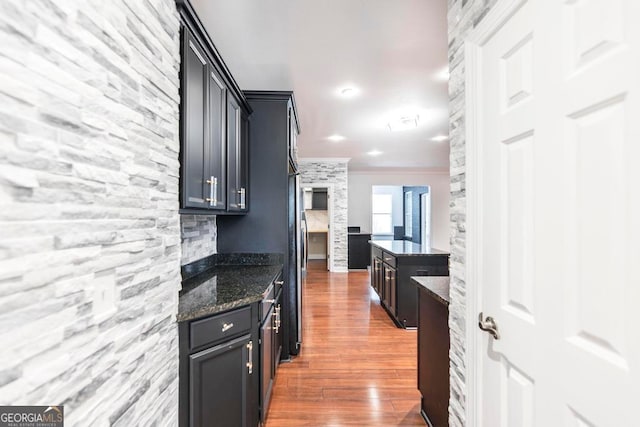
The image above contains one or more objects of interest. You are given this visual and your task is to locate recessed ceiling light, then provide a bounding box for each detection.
[367,150,383,156]
[327,134,345,142]
[337,86,359,98]
[431,134,449,142]
[388,115,420,132]
[434,66,450,82]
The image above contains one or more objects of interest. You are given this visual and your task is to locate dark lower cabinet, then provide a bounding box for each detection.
[260,286,283,423]
[347,233,371,269]
[260,305,274,422]
[190,334,252,427]
[179,303,260,427]
[417,284,450,427]
[384,265,397,316]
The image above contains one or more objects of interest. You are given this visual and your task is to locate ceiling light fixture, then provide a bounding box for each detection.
[367,149,383,156]
[434,66,450,82]
[327,134,345,142]
[387,114,420,132]
[337,85,359,98]
[431,134,449,142]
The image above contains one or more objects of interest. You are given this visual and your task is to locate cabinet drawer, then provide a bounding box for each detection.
[382,251,397,268]
[190,306,252,351]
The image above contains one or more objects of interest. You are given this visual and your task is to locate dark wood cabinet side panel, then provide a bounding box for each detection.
[418,289,449,427]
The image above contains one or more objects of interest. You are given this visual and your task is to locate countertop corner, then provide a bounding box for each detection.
[412,276,450,305]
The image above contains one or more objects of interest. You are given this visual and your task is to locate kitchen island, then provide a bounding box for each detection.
[370,240,449,328]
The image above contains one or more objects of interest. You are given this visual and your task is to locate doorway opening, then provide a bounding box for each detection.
[301,185,334,271]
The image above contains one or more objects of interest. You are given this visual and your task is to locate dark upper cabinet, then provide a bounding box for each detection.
[189,334,252,427]
[207,65,227,210]
[227,96,248,212]
[181,29,209,210]
[178,1,251,214]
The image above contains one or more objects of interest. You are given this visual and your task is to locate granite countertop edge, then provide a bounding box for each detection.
[411,276,450,306]
[369,240,450,256]
[176,295,262,323]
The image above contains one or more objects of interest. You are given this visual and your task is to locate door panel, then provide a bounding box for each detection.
[471,0,640,425]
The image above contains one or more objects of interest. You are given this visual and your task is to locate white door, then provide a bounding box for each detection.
[467,0,640,425]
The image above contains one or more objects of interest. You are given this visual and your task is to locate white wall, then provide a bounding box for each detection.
[348,170,450,251]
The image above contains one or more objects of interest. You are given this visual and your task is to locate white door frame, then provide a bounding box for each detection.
[464,0,528,425]
[302,182,335,272]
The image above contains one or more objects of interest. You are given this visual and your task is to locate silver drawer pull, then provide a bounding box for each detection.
[274,280,284,285]
[222,322,234,332]
[247,341,253,374]
[264,299,275,304]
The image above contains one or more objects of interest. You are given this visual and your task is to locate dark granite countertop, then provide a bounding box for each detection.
[370,240,449,256]
[178,253,284,322]
[412,276,450,305]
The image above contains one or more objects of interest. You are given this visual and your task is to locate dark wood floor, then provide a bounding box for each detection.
[265,260,424,426]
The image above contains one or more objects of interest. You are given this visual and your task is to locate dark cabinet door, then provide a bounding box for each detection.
[206,66,227,210]
[239,111,249,211]
[189,334,252,427]
[388,266,397,316]
[372,258,382,296]
[227,95,245,211]
[260,307,274,422]
[382,264,397,316]
[181,28,209,209]
[273,290,283,367]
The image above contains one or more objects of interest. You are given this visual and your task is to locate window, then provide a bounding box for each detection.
[372,194,393,234]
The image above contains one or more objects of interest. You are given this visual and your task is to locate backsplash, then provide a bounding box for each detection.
[0,1,181,425]
[181,215,217,265]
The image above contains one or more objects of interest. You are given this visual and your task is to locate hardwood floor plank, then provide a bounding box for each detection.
[264,262,424,426]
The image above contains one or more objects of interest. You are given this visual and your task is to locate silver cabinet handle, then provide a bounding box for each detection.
[246,341,253,374]
[222,322,234,332]
[205,176,217,207]
[272,309,278,333]
[263,299,275,304]
[275,305,281,333]
[478,312,500,340]
[238,187,246,209]
[275,280,284,286]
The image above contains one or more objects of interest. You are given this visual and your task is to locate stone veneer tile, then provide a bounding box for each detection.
[0,1,182,425]
[447,0,498,425]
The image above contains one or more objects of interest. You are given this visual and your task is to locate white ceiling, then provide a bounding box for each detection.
[191,0,450,171]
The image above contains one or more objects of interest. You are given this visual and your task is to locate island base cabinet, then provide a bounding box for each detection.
[190,334,253,427]
[418,287,449,427]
